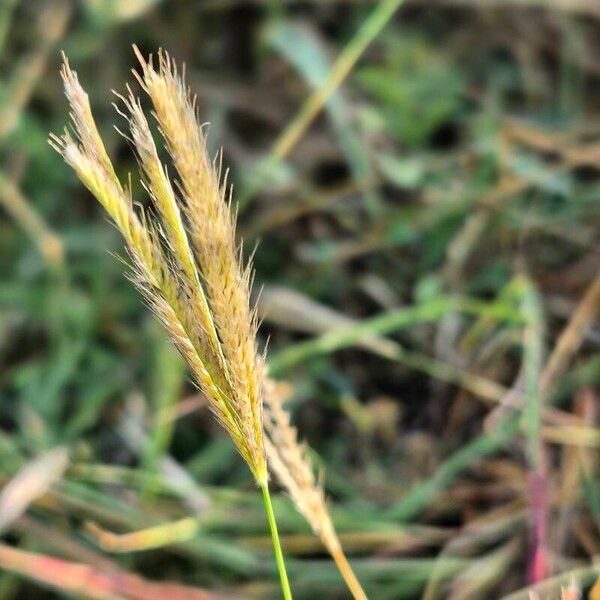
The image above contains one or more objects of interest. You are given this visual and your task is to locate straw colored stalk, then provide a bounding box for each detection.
[264,380,367,600]
[50,51,292,600]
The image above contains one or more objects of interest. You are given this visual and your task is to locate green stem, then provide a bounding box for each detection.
[270,0,407,162]
[260,482,293,600]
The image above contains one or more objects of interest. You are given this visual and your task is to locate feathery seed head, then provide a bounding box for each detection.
[133,46,267,483]
[51,49,267,484]
[263,382,368,599]
[263,381,338,548]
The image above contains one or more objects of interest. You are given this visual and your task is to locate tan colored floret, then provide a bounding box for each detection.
[263,381,367,600]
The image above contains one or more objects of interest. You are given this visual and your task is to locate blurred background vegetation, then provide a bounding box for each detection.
[0,0,599,598]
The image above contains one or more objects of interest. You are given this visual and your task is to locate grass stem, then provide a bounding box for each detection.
[330,544,367,600]
[260,482,293,600]
[271,0,406,161]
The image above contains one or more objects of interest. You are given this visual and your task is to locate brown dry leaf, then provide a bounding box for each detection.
[0,543,222,600]
[0,447,69,533]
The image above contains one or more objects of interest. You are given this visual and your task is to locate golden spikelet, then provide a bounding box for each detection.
[50,53,266,485]
[264,381,368,600]
[113,87,236,421]
[132,47,266,485]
